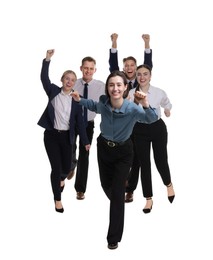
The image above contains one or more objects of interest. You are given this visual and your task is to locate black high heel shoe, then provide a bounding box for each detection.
[54,201,64,213]
[143,197,153,214]
[167,183,175,203]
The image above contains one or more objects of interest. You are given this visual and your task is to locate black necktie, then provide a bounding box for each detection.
[128,81,132,90]
[83,83,88,126]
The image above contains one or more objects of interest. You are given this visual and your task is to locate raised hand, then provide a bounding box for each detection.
[110,33,118,48]
[46,49,55,61]
[142,34,150,49]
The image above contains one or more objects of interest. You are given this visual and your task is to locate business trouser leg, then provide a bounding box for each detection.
[74,121,94,193]
[152,119,171,185]
[97,136,133,243]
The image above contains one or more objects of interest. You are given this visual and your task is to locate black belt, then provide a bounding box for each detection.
[53,129,69,133]
[100,135,130,148]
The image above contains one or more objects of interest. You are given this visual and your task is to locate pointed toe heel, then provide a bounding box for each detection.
[168,195,175,203]
[167,183,175,203]
[54,200,64,213]
[55,207,64,213]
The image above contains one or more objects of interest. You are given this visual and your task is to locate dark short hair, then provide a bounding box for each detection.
[81,56,96,66]
[123,56,137,64]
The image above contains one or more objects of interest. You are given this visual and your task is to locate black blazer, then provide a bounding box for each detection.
[37,59,89,146]
[109,49,153,88]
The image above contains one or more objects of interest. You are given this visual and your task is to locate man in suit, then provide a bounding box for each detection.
[109,33,153,90]
[108,34,153,203]
[66,56,105,200]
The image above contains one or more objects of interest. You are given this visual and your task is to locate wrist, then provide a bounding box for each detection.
[143,105,150,109]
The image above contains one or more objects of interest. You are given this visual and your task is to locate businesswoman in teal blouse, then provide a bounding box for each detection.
[71,70,157,250]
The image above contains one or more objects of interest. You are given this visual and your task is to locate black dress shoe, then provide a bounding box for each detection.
[76,192,85,200]
[108,242,118,250]
[125,192,133,203]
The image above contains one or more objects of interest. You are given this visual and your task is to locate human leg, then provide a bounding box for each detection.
[97,135,133,248]
[152,119,175,202]
[44,130,64,212]
[74,121,94,197]
[133,123,153,212]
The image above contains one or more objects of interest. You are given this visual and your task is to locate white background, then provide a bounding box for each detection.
[1,0,213,259]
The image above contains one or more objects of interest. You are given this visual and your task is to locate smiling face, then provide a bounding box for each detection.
[107,75,127,101]
[136,66,152,88]
[61,71,77,93]
[80,57,97,83]
[123,57,137,80]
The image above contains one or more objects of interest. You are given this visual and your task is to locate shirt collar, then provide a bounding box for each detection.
[61,88,72,96]
[104,97,128,114]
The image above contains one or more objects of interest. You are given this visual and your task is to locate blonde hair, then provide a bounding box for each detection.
[61,70,77,81]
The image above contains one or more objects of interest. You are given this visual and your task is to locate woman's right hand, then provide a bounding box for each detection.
[70,91,81,102]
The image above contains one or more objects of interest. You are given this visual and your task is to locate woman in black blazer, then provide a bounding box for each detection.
[38,49,90,213]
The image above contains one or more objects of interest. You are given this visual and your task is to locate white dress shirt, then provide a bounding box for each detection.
[129,84,172,119]
[74,78,105,121]
[51,89,72,130]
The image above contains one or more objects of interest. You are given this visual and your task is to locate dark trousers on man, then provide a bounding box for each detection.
[74,120,94,193]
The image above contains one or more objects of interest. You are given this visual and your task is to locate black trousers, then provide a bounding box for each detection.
[97,134,133,244]
[74,120,94,193]
[44,129,72,201]
[126,119,171,198]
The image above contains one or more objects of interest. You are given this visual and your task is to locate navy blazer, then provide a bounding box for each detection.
[37,59,89,146]
[109,49,153,89]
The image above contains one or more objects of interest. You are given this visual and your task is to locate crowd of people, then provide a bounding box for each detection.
[38,34,175,250]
